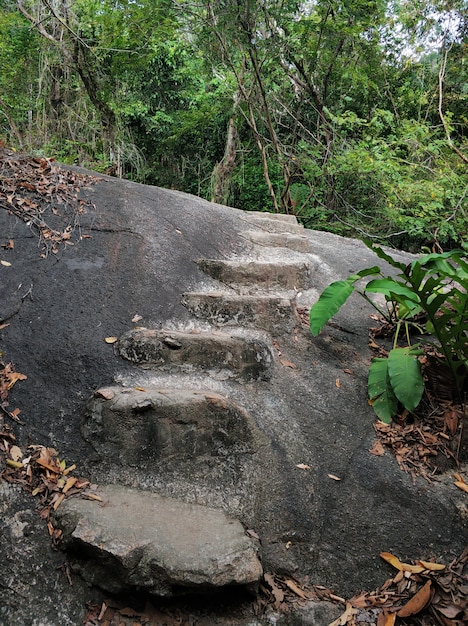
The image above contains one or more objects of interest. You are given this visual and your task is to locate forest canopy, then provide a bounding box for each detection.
[0,0,467,251]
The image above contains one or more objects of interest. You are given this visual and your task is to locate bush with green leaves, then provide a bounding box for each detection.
[309,243,468,423]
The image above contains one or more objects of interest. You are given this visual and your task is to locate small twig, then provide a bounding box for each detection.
[21,284,33,302]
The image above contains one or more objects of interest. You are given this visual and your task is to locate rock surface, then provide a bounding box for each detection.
[1,162,467,625]
[117,328,273,380]
[82,386,263,466]
[53,484,263,596]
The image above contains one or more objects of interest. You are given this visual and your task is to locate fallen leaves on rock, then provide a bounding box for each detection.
[368,323,465,481]
[373,415,458,482]
[86,554,467,626]
[453,472,468,494]
[255,572,346,616]
[0,441,100,545]
[0,359,26,422]
[0,147,98,256]
[83,598,195,626]
[333,549,468,626]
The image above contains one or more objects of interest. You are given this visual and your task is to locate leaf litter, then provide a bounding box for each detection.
[0,441,101,545]
[0,147,99,256]
[368,320,467,482]
[331,549,468,626]
[1,359,100,546]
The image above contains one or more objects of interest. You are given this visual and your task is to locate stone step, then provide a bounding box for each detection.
[181,291,300,332]
[243,229,311,253]
[198,259,311,291]
[248,211,299,224]
[82,387,260,468]
[53,484,263,597]
[117,328,273,381]
[246,215,305,235]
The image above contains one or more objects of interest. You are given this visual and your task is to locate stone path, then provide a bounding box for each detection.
[54,211,314,597]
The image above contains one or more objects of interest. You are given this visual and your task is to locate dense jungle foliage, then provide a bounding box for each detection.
[0,0,467,251]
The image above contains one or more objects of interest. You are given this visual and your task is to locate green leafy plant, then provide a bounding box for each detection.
[310,243,468,423]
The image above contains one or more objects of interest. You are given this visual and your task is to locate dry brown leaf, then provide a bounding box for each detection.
[437,603,463,618]
[350,593,369,609]
[380,552,424,573]
[335,378,341,388]
[280,358,297,369]
[62,463,76,476]
[104,336,118,344]
[53,493,66,510]
[264,573,285,608]
[393,570,404,583]
[296,463,311,470]
[82,492,103,502]
[62,477,78,494]
[9,445,22,461]
[369,440,385,456]
[284,578,307,599]
[329,593,346,603]
[329,602,358,626]
[445,409,459,435]
[417,560,445,571]
[377,611,396,626]
[328,474,341,481]
[1,260,12,267]
[397,580,432,617]
[454,481,468,494]
[6,371,27,389]
[36,448,62,474]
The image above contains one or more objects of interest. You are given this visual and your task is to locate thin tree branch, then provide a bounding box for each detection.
[438,46,468,165]
[0,97,23,147]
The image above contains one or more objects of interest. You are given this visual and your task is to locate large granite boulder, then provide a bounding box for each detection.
[1,157,466,625]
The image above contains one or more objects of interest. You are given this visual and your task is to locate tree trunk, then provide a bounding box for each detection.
[211,95,239,205]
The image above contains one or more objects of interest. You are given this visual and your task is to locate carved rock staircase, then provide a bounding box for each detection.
[54,211,313,598]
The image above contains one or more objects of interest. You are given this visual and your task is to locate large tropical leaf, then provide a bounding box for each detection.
[387,347,424,412]
[368,357,398,423]
[309,266,381,336]
[309,279,355,336]
[365,278,420,303]
[364,241,407,272]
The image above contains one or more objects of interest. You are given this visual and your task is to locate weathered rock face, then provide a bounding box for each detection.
[1,163,467,625]
[53,484,263,596]
[82,386,263,466]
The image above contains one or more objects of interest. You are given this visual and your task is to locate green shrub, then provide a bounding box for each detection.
[309,243,468,422]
